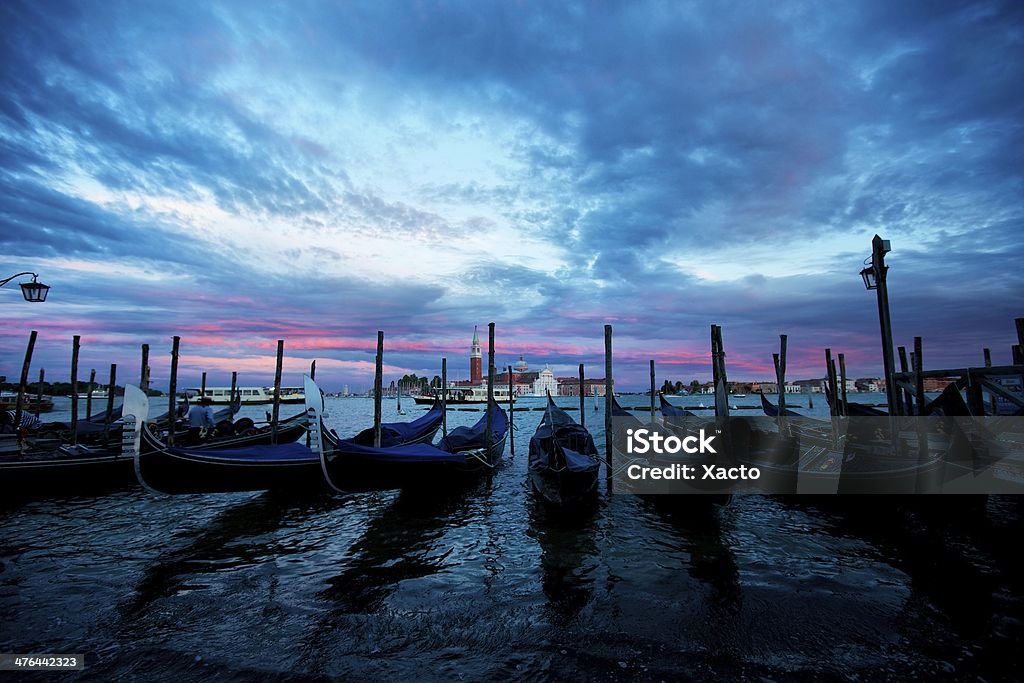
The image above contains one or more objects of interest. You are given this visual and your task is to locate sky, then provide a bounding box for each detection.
[1,0,1022,392]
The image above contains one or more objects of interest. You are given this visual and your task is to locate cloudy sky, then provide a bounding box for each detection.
[1,1,1021,391]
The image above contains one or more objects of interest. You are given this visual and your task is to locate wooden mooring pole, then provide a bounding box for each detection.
[773,334,788,432]
[70,335,81,446]
[711,325,729,419]
[272,339,284,444]
[441,357,447,438]
[604,324,613,488]
[14,330,37,446]
[983,348,998,415]
[579,363,585,428]
[508,364,515,456]
[140,344,150,393]
[230,372,238,419]
[824,348,836,417]
[838,353,849,416]
[105,364,117,436]
[486,322,495,453]
[373,332,383,448]
[649,360,656,421]
[168,336,179,447]
[86,368,96,420]
[898,346,912,415]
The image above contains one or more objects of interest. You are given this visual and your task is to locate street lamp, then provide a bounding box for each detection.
[861,235,898,416]
[0,272,50,302]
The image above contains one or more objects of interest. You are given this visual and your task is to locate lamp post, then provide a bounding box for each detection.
[0,272,50,302]
[859,235,899,416]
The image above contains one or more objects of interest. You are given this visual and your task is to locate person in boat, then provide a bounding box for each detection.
[186,396,217,443]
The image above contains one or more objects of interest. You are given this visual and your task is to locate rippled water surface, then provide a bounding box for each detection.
[1,396,1020,680]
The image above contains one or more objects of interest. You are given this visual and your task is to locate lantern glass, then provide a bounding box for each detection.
[20,280,50,302]
[860,267,878,290]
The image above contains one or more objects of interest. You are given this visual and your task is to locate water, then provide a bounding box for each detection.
[1,396,1020,680]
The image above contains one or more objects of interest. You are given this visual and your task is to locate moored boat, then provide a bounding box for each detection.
[132,379,445,495]
[528,394,600,506]
[320,399,507,493]
[0,385,148,498]
[0,392,55,413]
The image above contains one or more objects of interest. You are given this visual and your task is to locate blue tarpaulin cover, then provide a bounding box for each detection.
[528,396,599,473]
[167,441,316,463]
[440,403,507,452]
[348,401,444,446]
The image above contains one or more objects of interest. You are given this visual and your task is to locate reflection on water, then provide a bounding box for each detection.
[529,496,600,625]
[0,397,1020,680]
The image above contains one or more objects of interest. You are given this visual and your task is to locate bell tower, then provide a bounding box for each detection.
[470,326,482,384]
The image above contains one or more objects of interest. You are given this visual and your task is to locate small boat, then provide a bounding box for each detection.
[733,393,747,398]
[528,394,600,506]
[320,400,507,492]
[413,384,516,405]
[185,386,304,405]
[0,392,55,413]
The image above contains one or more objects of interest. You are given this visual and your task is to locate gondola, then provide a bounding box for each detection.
[759,392,803,417]
[319,399,507,493]
[0,386,148,497]
[528,394,600,506]
[824,384,888,416]
[133,383,325,494]
[132,379,447,495]
[611,396,733,502]
[658,393,697,417]
[141,408,309,453]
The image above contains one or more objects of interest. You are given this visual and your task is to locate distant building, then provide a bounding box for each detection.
[922,377,958,392]
[556,377,608,397]
[470,326,482,384]
[533,366,558,396]
[514,355,529,374]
